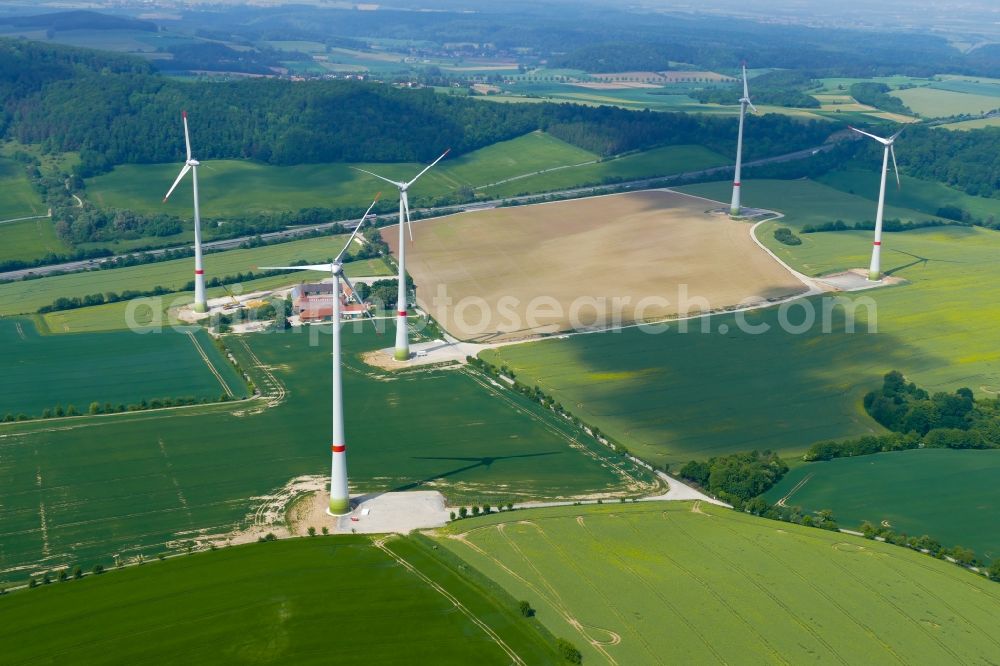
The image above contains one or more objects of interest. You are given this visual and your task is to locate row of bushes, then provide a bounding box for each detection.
[801,217,963,234]
[2,395,233,424]
[449,503,516,520]
[466,356,624,456]
[736,496,1000,582]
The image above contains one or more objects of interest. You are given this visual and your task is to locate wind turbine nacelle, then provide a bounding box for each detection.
[187,159,200,166]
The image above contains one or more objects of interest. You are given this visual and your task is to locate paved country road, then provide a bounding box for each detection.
[0,140,840,283]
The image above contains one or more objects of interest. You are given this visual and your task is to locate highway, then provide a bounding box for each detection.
[0,140,839,283]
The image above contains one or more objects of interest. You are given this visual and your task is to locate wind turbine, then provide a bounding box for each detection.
[164,111,208,313]
[352,149,450,361]
[850,126,903,281]
[730,62,757,217]
[259,194,381,515]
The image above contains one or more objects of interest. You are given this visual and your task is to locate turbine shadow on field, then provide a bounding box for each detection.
[885,248,963,276]
[392,451,564,492]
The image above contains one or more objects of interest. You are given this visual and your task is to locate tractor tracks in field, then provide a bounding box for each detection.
[775,473,814,507]
[231,336,286,407]
[186,331,234,398]
[450,525,624,665]
[372,536,526,666]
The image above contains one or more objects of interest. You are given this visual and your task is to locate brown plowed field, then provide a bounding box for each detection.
[384,190,806,341]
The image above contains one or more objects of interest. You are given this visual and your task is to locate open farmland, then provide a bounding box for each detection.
[478,144,728,198]
[84,131,730,221]
[816,169,1000,223]
[891,86,1000,118]
[391,190,805,341]
[0,324,657,584]
[765,449,1000,561]
[85,132,598,217]
[438,502,1000,665]
[940,116,1000,130]
[0,232,391,317]
[0,536,559,664]
[0,318,246,417]
[0,218,70,265]
[484,182,1000,464]
[0,157,46,220]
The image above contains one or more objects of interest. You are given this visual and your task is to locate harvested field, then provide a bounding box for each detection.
[387,190,807,341]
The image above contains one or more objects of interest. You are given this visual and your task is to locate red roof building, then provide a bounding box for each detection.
[293,282,368,321]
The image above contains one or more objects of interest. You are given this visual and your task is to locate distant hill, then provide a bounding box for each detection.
[0,37,831,174]
[0,10,157,33]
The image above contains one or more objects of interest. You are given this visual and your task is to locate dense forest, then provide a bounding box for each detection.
[0,38,832,174]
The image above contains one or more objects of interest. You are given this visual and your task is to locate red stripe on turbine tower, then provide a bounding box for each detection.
[398,311,407,317]
[331,445,346,453]
[733,182,741,187]
[195,269,204,274]
[873,241,881,246]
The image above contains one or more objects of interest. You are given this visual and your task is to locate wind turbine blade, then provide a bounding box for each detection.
[258,264,335,272]
[889,128,905,142]
[182,111,192,162]
[405,148,451,188]
[402,190,413,242]
[163,164,191,202]
[890,145,901,190]
[336,192,382,264]
[742,63,749,100]
[848,126,890,144]
[746,100,758,114]
[350,167,404,188]
[341,274,380,333]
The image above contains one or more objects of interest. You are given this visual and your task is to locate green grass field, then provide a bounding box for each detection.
[681,178,951,235]
[0,157,67,263]
[815,76,928,94]
[0,536,560,664]
[0,233,393,317]
[85,132,598,217]
[438,502,1000,665]
[0,318,246,417]
[85,132,730,222]
[765,449,1000,561]
[483,181,1000,465]
[816,169,1000,222]
[0,158,46,221]
[892,86,1000,118]
[480,144,729,198]
[0,324,657,584]
[939,116,1000,131]
[0,217,70,264]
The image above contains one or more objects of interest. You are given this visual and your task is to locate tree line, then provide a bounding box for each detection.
[678,450,789,504]
[803,371,1000,461]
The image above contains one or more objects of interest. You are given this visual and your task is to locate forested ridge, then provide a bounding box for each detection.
[0,37,832,174]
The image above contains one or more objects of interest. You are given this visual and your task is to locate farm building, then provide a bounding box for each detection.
[292,282,368,322]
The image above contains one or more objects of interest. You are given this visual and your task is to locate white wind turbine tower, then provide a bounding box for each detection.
[260,194,381,515]
[352,149,450,361]
[164,111,208,313]
[850,126,903,281]
[730,62,757,217]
